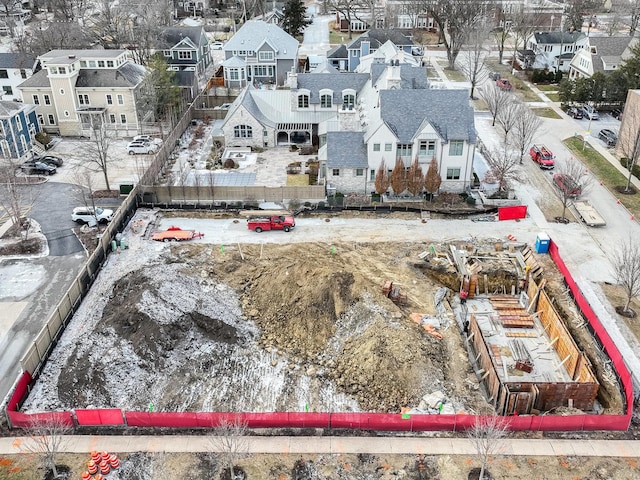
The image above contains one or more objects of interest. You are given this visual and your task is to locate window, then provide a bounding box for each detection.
[446,168,461,180]
[117,94,124,105]
[397,144,412,157]
[32,94,39,105]
[59,89,65,95]
[64,110,69,117]
[48,114,55,125]
[16,115,22,130]
[109,114,116,123]
[0,69,8,79]
[253,65,273,76]
[97,61,105,67]
[2,86,12,95]
[449,140,464,156]
[178,51,192,60]
[355,168,364,177]
[106,94,113,105]
[80,61,87,67]
[37,114,43,124]
[49,67,58,75]
[107,60,114,67]
[343,93,355,109]
[89,61,96,68]
[373,143,380,151]
[78,94,89,105]
[258,51,274,61]
[332,168,340,176]
[320,94,332,108]
[59,67,66,74]
[419,140,436,156]
[163,50,171,57]
[20,69,26,79]
[384,143,392,152]
[298,94,309,108]
[234,125,253,138]
[44,94,51,105]
[370,169,375,181]
[120,114,127,124]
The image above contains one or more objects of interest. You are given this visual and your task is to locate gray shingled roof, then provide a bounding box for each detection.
[0,53,35,70]
[347,29,414,50]
[75,62,146,88]
[533,31,585,45]
[326,131,368,168]
[160,26,205,49]
[41,50,125,62]
[0,100,25,116]
[224,20,298,60]
[586,36,633,72]
[327,44,347,59]
[17,69,48,88]
[370,63,429,89]
[296,73,369,104]
[380,89,475,143]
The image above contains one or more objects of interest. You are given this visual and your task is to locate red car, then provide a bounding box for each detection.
[553,174,582,198]
[247,215,295,233]
[496,78,513,91]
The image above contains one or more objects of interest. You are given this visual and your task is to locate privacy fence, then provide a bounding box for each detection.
[5,240,633,432]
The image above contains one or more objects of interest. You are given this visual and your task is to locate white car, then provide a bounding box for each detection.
[71,206,114,227]
[127,141,157,155]
[133,135,162,145]
[211,41,224,50]
[214,103,232,110]
[581,105,599,120]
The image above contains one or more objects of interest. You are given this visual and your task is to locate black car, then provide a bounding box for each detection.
[567,106,584,119]
[598,128,618,146]
[21,160,56,175]
[35,154,64,167]
[611,108,623,120]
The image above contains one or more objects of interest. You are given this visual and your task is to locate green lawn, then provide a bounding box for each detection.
[329,30,348,45]
[563,137,640,217]
[535,84,559,92]
[546,93,560,102]
[532,107,562,119]
[435,62,467,82]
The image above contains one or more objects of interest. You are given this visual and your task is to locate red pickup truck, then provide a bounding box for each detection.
[247,215,295,233]
[529,144,555,169]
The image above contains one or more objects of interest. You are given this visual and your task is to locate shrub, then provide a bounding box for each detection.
[466,196,477,205]
[35,131,52,146]
[223,158,236,169]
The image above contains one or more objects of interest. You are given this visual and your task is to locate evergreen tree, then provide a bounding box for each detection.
[143,54,183,124]
[282,0,311,37]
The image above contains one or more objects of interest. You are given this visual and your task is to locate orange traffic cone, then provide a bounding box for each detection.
[109,454,120,469]
[99,460,110,475]
[91,451,101,463]
[81,472,91,480]
[87,460,98,475]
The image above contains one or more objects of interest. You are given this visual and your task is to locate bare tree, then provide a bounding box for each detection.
[468,415,509,480]
[457,22,490,99]
[390,156,407,195]
[424,157,441,201]
[83,117,114,191]
[496,99,519,143]
[71,169,107,230]
[406,156,424,196]
[480,84,512,127]
[492,5,511,64]
[510,8,542,67]
[555,158,592,222]
[617,105,640,192]
[625,0,640,35]
[611,237,640,316]
[374,158,390,195]
[426,0,484,69]
[510,104,543,163]
[22,414,72,479]
[0,160,38,241]
[485,144,519,192]
[209,417,250,480]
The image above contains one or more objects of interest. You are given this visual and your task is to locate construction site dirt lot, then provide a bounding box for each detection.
[22,209,622,418]
[2,451,640,480]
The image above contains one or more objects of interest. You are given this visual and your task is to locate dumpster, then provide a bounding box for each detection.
[535,232,550,254]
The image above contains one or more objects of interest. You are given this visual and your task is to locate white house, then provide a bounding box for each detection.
[522,31,587,72]
[568,35,637,80]
[0,53,35,101]
[220,58,476,194]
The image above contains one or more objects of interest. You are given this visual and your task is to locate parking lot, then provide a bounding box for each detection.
[566,108,622,149]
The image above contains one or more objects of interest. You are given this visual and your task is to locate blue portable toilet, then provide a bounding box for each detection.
[535,232,550,254]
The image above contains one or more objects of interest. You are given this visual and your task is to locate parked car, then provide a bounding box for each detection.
[553,173,582,198]
[35,154,64,167]
[581,105,599,120]
[489,71,501,81]
[496,78,513,91]
[21,160,56,175]
[567,107,584,119]
[611,108,623,120]
[214,103,232,110]
[598,128,618,146]
[71,206,114,227]
[127,141,157,155]
[133,135,162,145]
[211,41,224,50]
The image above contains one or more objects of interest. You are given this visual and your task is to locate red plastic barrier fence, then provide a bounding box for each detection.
[8,410,75,429]
[498,205,527,221]
[76,409,125,426]
[7,371,31,412]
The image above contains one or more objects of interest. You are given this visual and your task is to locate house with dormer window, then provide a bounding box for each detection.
[17,50,147,137]
[221,20,298,88]
[220,57,476,194]
[568,35,637,80]
[159,26,211,99]
[521,31,587,72]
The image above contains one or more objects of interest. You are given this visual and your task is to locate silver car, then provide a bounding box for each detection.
[581,105,599,120]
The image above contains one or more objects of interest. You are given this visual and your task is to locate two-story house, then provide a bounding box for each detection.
[17,50,147,137]
[159,26,211,100]
[335,29,419,72]
[568,36,637,80]
[0,53,36,101]
[221,20,298,88]
[521,31,587,72]
[0,100,39,159]
[220,59,476,194]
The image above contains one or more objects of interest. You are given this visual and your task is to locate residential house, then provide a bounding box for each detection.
[0,53,36,101]
[568,35,637,80]
[345,29,419,72]
[520,31,587,72]
[252,7,285,25]
[221,20,298,88]
[0,100,40,159]
[220,58,476,194]
[327,44,348,71]
[174,0,209,18]
[17,50,147,137]
[159,26,212,99]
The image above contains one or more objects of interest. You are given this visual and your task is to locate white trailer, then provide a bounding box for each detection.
[572,200,606,227]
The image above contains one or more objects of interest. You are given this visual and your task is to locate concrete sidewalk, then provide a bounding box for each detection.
[1,435,640,457]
